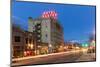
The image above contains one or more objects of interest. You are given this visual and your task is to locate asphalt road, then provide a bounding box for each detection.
[76,53,96,62]
[12,50,83,66]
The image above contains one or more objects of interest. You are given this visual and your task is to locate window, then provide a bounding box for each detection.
[38,30,40,33]
[14,36,20,42]
[38,26,40,28]
[46,25,48,28]
[25,38,28,44]
[29,39,32,44]
[14,46,20,49]
[38,40,40,42]
[37,23,41,26]
[45,28,48,31]
[45,34,48,38]
[38,35,40,37]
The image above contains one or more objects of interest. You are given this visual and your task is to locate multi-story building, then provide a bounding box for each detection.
[12,25,36,58]
[28,11,64,53]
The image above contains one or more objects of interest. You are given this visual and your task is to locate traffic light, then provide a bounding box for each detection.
[82,43,89,47]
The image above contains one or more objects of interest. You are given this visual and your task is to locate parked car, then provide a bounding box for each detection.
[87,48,95,53]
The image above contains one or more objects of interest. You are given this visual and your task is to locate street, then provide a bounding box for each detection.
[76,53,96,62]
[12,49,96,66]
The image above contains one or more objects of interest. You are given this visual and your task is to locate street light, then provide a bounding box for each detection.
[48,44,52,53]
[49,44,52,47]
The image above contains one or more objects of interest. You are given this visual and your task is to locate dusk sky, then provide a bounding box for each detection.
[12,1,96,43]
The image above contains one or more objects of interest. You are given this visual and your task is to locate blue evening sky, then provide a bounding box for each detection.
[12,1,96,43]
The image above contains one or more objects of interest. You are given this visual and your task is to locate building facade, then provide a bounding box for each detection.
[12,26,36,58]
[28,16,64,53]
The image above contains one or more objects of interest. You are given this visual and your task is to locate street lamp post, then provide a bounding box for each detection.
[48,44,52,54]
